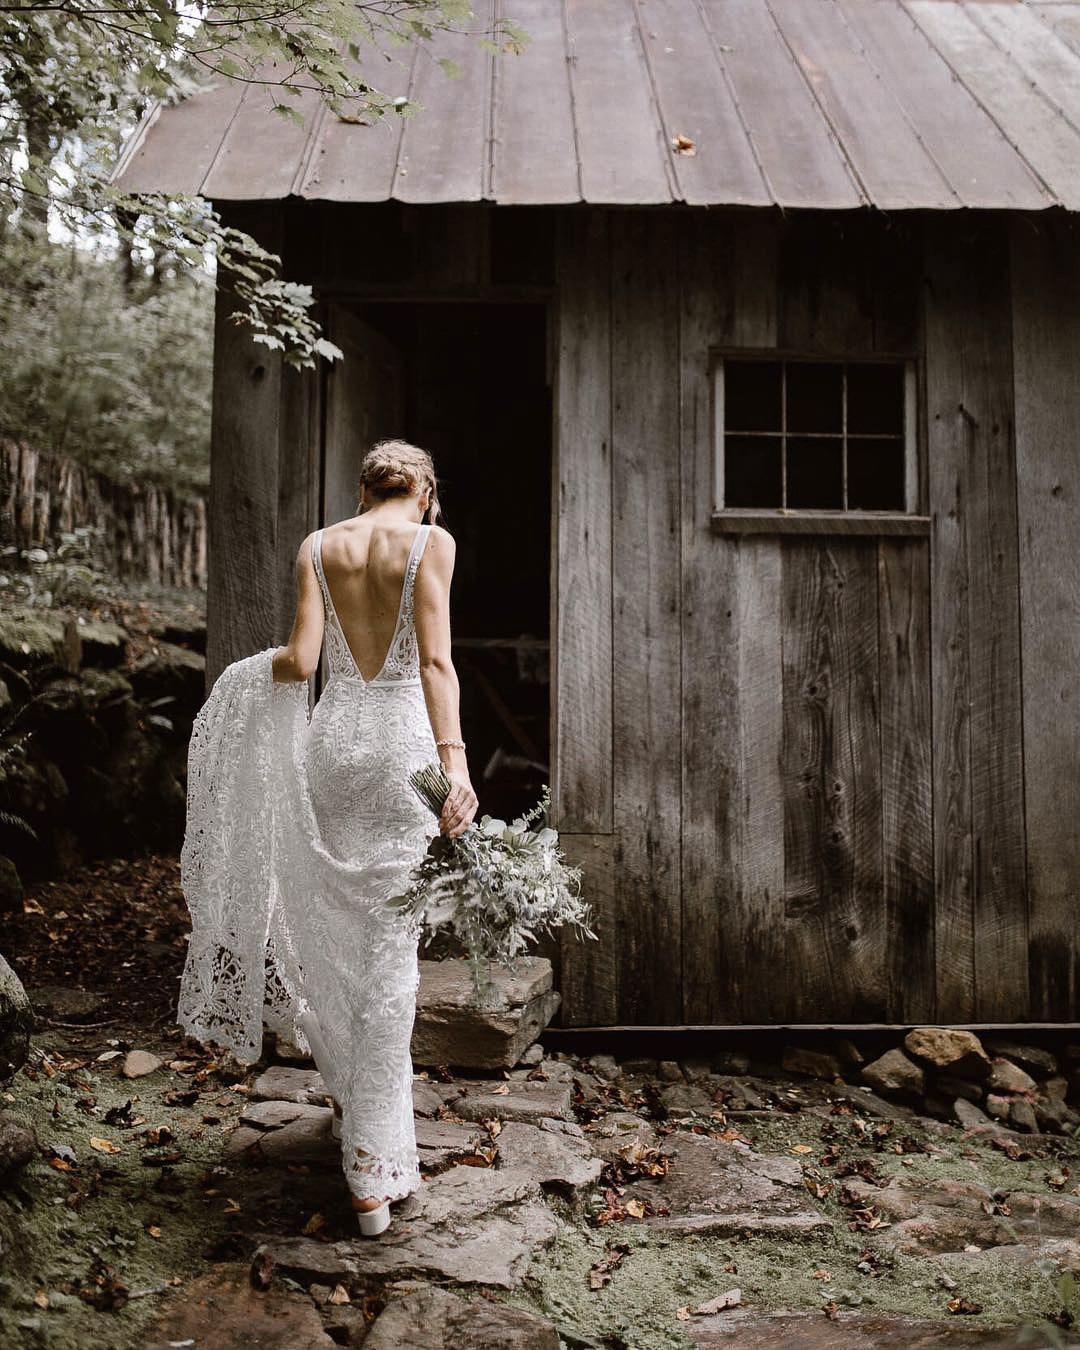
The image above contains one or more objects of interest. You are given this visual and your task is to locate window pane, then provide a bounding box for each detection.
[786,436,843,508]
[848,437,906,510]
[724,434,782,507]
[724,361,782,432]
[847,363,904,435]
[786,362,842,433]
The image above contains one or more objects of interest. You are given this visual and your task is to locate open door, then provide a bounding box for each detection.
[318,304,407,694]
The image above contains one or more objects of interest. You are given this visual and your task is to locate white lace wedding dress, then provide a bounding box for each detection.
[179,522,438,1203]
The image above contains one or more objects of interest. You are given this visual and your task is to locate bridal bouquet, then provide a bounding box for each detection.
[387,764,595,1001]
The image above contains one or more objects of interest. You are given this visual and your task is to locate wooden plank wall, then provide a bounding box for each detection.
[557,207,1052,1025]
[1009,212,1080,1021]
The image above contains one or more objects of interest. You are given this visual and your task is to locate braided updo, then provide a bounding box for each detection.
[356,439,441,525]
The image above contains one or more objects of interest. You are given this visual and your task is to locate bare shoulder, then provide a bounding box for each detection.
[295,531,317,564]
[426,524,455,553]
[419,525,456,583]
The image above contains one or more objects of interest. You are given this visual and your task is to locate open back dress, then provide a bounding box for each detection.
[178,521,438,1204]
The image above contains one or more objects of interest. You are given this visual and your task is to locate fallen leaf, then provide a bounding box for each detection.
[587,1242,629,1291]
[89,1137,121,1155]
[624,1198,646,1219]
[33,1291,49,1309]
[694,1289,741,1315]
[250,1245,274,1291]
[146,1226,163,1239]
[947,1297,983,1315]
[672,133,697,156]
[676,1306,692,1321]
[224,1198,242,1213]
[302,1212,326,1235]
[96,1050,122,1062]
[791,1144,813,1155]
[492,1084,510,1096]
[328,1284,350,1305]
[812,1269,832,1281]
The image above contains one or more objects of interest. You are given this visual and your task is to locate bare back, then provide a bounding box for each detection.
[317,519,425,683]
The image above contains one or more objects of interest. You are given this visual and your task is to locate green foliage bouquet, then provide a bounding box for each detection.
[388,764,595,1002]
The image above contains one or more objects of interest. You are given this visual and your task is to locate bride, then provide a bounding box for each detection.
[179,439,478,1237]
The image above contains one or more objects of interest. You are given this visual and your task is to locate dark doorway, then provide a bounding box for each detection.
[322,300,552,825]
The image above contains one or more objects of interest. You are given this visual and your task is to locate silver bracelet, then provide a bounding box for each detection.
[435,738,465,750]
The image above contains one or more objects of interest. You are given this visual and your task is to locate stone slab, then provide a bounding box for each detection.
[241,1099,331,1131]
[143,1266,338,1349]
[413,958,560,1070]
[449,1081,573,1126]
[495,1120,602,1195]
[249,1066,330,1105]
[690,1309,1069,1348]
[416,1119,487,1170]
[365,1285,560,1349]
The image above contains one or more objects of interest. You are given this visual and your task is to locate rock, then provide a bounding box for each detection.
[144,1266,338,1350]
[0,1112,35,1178]
[659,1082,714,1115]
[1043,1075,1069,1101]
[587,1053,620,1082]
[986,1057,1037,1095]
[658,1059,684,1082]
[0,953,32,1079]
[715,1077,766,1111]
[860,1049,925,1096]
[29,985,104,1022]
[833,1038,865,1067]
[0,609,78,675]
[518,1043,544,1067]
[412,1079,444,1117]
[121,1049,163,1078]
[243,1237,356,1284]
[79,667,137,739]
[495,1120,602,1196]
[364,1285,560,1350]
[1009,1098,1038,1133]
[626,1131,825,1235]
[952,1098,991,1130]
[336,1165,558,1289]
[781,1046,842,1081]
[248,1111,337,1163]
[241,1100,330,1131]
[249,1066,329,1105]
[449,1079,573,1126]
[688,1307,1042,1347]
[412,958,560,1070]
[935,1074,983,1103]
[1034,1094,1068,1132]
[271,1034,312,1064]
[980,1037,1058,1077]
[588,1111,660,1161]
[681,1058,714,1082]
[415,1119,486,1171]
[130,640,206,715]
[985,1094,1011,1121]
[903,1028,990,1080]
[74,618,128,668]
[621,1058,658,1077]
[0,857,22,916]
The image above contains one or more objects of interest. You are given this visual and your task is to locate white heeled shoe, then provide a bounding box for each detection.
[355,1201,390,1237]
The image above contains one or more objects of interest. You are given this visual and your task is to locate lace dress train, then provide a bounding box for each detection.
[179,522,438,1204]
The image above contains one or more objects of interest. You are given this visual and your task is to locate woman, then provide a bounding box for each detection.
[179,439,477,1237]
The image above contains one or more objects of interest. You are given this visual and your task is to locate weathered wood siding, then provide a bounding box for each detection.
[555,208,1064,1025]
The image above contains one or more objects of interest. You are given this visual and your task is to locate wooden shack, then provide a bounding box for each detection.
[115,0,1080,1028]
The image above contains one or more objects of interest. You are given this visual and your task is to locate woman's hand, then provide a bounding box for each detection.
[440,772,478,839]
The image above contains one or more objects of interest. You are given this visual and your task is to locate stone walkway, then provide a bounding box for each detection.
[140,1049,1080,1348]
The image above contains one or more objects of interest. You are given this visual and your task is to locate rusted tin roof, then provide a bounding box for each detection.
[112,0,1080,211]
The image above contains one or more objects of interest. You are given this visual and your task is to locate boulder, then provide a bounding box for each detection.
[781,1046,843,1081]
[980,1037,1058,1077]
[712,1050,751,1075]
[934,1074,983,1103]
[415,1119,487,1171]
[860,1049,925,1096]
[985,1094,1011,1121]
[660,1081,715,1115]
[74,618,128,668]
[1009,1098,1038,1133]
[952,1098,991,1130]
[365,1286,560,1350]
[986,1057,1037,1095]
[495,1119,602,1196]
[241,1099,330,1130]
[130,640,206,713]
[144,1266,337,1350]
[79,667,136,738]
[31,985,105,1023]
[587,1053,620,1082]
[0,609,79,675]
[1043,1075,1069,1101]
[658,1060,684,1082]
[412,958,560,1070]
[0,953,32,1079]
[902,1028,990,1080]
[1034,1094,1068,1132]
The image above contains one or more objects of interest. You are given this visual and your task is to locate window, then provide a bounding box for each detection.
[714,356,918,521]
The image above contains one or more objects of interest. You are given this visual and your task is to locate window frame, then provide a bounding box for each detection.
[710,349,928,537]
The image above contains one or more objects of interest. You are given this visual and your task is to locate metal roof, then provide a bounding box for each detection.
[112,0,1080,211]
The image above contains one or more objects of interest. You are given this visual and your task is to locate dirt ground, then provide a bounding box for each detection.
[2,855,1079,1349]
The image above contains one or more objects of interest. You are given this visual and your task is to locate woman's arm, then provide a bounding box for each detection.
[271,534,325,683]
[414,527,478,838]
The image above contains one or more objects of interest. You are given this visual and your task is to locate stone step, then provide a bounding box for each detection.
[412,957,560,1070]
